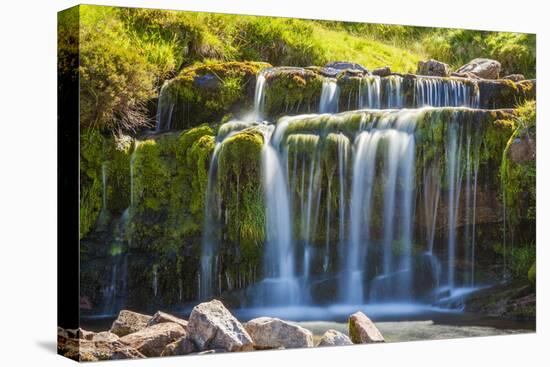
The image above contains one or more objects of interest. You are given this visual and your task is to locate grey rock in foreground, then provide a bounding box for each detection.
[417,59,450,77]
[110,310,152,337]
[456,58,501,79]
[188,299,254,352]
[147,310,188,330]
[348,311,385,344]
[318,329,353,347]
[245,317,314,349]
[161,333,197,356]
[119,322,186,357]
[93,331,120,343]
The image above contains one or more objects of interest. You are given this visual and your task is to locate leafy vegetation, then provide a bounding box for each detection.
[58,5,535,133]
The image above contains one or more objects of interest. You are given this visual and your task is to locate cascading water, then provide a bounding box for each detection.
[320,78,340,113]
[190,68,494,313]
[251,70,267,121]
[384,75,404,108]
[155,81,174,132]
[258,119,300,306]
[414,77,480,107]
[358,76,381,109]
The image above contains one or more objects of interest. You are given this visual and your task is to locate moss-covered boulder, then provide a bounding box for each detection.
[217,128,266,274]
[158,61,271,130]
[262,67,323,119]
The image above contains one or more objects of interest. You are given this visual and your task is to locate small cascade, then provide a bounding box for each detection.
[343,130,382,303]
[320,78,340,114]
[200,119,264,300]
[155,82,174,132]
[414,77,480,107]
[384,75,404,108]
[358,76,381,109]
[251,70,267,121]
[259,119,300,306]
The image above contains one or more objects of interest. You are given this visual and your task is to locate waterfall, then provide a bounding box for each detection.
[252,70,267,121]
[320,78,340,114]
[155,82,174,132]
[445,118,464,290]
[342,130,381,303]
[260,120,300,305]
[164,71,496,311]
[414,77,480,107]
[385,75,404,108]
[358,76,381,109]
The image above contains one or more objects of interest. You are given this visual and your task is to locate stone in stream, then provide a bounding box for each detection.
[348,311,385,344]
[110,310,152,337]
[161,333,197,356]
[187,299,254,352]
[456,58,501,79]
[245,317,314,349]
[416,59,451,77]
[318,329,353,347]
[147,310,188,330]
[119,322,186,357]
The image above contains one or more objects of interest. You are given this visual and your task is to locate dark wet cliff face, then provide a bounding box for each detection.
[79,62,536,316]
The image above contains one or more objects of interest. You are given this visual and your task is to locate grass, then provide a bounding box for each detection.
[311,25,425,72]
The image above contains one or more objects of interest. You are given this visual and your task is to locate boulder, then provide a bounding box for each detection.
[451,71,482,79]
[110,310,152,337]
[372,66,391,77]
[416,59,450,77]
[348,311,385,344]
[456,58,501,79]
[58,334,145,361]
[120,322,186,357]
[161,334,197,356]
[318,329,353,347]
[187,299,254,352]
[509,133,535,164]
[93,331,120,343]
[147,311,188,330]
[503,74,525,82]
[321,61,370,77]
[244,317,314,349]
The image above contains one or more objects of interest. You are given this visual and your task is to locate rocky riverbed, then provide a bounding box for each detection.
[59,298,534,361]
[58,299,386,361]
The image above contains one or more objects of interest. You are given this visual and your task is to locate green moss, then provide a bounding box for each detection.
[80,129,107,238]
[217,129,265,264]
[164,61,271,129]
[263,69,323,119]
[500,101,536,230]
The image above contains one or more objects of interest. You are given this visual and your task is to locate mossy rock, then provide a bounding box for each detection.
[160,61,271,130]
[263,67,323,119]
[217,128,266,265]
